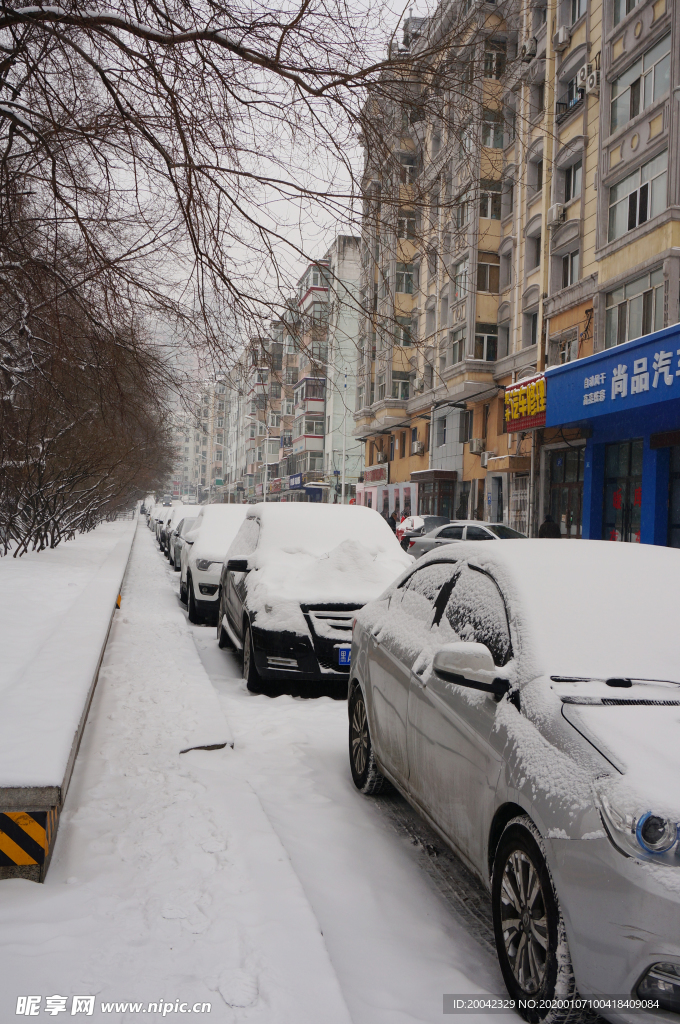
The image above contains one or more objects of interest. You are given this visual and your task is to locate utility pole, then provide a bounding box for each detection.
[341,366,347,504]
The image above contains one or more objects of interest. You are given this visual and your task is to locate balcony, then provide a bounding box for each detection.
[555,93,584,125]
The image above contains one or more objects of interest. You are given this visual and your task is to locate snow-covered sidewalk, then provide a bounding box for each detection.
[0,522,353,1022]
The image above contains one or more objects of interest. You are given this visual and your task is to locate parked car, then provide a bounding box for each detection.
[161,504,188,556]
[348,540,680,1020]
[180,505,248,624]
[217,503,412,692]
[409,521,526,557]
[184,495,198,505]
[168,516,197,571]
[396,514,450,551]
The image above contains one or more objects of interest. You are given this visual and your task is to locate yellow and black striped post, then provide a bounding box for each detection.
[0,807,59,882]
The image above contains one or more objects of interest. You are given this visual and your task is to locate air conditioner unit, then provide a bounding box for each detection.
[469,438,485,455]
[520,37,537,62]
[547,203,565,227]
[577,64,589,88]
[586,69,601,95]
[553,26,571,51]
[413,376,424,392]
[411,441,425,456]
[376,452,386,463]
[480,451,496,469]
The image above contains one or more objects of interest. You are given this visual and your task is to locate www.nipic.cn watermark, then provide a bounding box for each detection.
[16,996,212,1015]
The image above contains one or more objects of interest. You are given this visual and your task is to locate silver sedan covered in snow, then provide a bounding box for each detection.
[348,540,680,1023]
[408,521,526,557]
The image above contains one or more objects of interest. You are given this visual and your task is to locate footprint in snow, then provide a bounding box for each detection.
[218,968,259,1008]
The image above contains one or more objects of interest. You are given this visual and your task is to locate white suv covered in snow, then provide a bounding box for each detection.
[180,504,248,624]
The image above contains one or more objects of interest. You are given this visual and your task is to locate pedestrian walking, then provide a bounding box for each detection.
[388,510,398,533]
[538,514,562,538]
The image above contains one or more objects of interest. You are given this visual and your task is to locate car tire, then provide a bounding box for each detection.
[217,594,232,649]
[179,576,187,603]
[173,555,180,572]
[187,576,203,624]
[348,685,388,795]
[242,623,261,692]
[492,816,584,1024]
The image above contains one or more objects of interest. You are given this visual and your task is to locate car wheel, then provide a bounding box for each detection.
[242,623,261,692]
[492,816,582,1023]
[173,550,180,572]
[348,685,388,795]
[217,594,232,649]
[179,576,187,603]
[187,576,202,624]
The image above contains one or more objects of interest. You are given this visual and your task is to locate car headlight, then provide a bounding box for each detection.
[195,559,218,571]
[596,786,679,859]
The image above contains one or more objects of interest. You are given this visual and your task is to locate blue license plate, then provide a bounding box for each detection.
[337,648,351,666]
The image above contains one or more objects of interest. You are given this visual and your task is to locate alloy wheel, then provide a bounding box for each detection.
[500,850,548,994]
[351,696,368,776]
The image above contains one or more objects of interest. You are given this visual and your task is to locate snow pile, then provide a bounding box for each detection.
[187,504,248,562]
[226,504,412,629]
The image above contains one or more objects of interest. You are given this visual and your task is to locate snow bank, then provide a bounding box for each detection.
[0,520,136,791]
[226,504,412,627]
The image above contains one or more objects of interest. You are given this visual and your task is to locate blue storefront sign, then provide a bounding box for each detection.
[545,323,680,546]
[289,473,303,489]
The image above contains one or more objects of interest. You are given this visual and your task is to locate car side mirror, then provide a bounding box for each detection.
[432,642,510,698]
[226,558,249,572]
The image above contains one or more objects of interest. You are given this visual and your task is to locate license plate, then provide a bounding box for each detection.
[337,648,351,666]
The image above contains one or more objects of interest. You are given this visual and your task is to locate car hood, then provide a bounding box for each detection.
[560,683,680,819]
[246,538,411,633]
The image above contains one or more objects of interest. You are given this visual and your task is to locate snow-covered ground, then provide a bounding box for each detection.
[0,520,504,1022]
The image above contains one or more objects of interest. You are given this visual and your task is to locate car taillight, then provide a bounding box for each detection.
[409,539,416,548]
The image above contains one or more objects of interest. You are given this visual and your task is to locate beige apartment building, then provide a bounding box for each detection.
[355,0,679,539]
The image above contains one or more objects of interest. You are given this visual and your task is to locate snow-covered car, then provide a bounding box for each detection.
[180,505,248,624]
[348,540,680,1020]
[396,514,450,551]
[161,504,189,557]
[408,521,526,557]
[168,516,197,571]
[217,503,412,693]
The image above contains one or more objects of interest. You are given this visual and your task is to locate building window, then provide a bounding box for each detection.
[564,160,582,202]
[356,385,364,410]
[474,323,498,361]
[608,150,667,241]
[377,373,386,401]
[395,262,414,293]
[614,0,639,23]
[484,42,507,80]
[561,250,580,288]
[477,252,500,293]
[448,327,465,365]
[399,153,416,184]
[525,311,539,349]
[455,191,470,227]
[610,34,670,134]
[397,211,417,239]
[436,415,447,447]
[605,268,664,347]
[400,431,407,458]
[391,372,410,400]
[479,181,502,219]
[452,258,468,301]
[482,111,504,149]
[459,409,472,444]
[571,0,586,23]
[535,159,543,193]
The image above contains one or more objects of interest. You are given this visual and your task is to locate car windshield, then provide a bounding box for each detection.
[422,516,450,533]
[486,525,526,539]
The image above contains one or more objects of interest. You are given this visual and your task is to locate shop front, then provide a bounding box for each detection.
[409,470,457,517]
[356,465,418,519]
[545,323,680,546]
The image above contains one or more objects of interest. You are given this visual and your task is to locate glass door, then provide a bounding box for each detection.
[604,440,643,543]
[669,446,680,548]
[549,447,584,537]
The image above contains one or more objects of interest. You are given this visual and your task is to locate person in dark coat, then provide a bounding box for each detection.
[538,514,562,538]
[387,510,398,532]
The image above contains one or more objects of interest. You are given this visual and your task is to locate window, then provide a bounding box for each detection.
[571,0,586,23]
[395,315,412,346]
[525,311,539,348]
[605,268,664,347]
[443,567,511,665]
[285,368,298,385]
[436,416,447,447]
[398,212,417,239]
[474,323,498,361]
[610,35,670,134]
[401,564,456,622]
[455,191,470,228]
[534,83,545,118]
[459,409,473,443]
[411,427,418,447]
[564,161,582,202]
[477,252,500,293]
[392,372,410,400]
[484,42,507,80]
[399,153,416,184]
[396,262,414,293]
[561,250,580,288]
[268,412,281,427]
[479,181,502,219]
[270,382,281,398]
[535,159,543,193]
[608,150,667,241]
[452,258,468,301]
[449,328,466,366]
[482,110,504,148]
[614,0,639,23]
[284,400,294,415]
[377,373,386,401]
[356,385,364,410]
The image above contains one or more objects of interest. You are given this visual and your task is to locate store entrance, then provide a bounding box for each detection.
[549,447,584,537]
[669,446,680,548]
[603,439,643,543]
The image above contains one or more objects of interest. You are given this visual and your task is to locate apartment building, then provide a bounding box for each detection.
[355,0,680,542]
